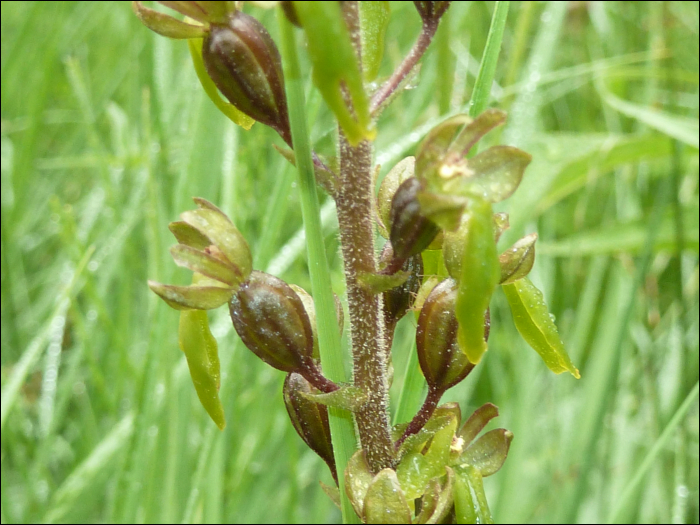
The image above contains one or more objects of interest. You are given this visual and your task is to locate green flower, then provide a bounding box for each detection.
[148,198,251,310]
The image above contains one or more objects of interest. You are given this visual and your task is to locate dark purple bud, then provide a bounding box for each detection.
[283,373,337,482]
[390,177,440,262]
[381,244,423,327]
[230,271,313,372]
[416,278,474,392]
[203,11,291,144]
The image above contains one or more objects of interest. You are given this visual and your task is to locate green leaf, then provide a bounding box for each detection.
[396,452,431,500]
[422,415,458,478]
[499,233,537,284]
[188,38,256,130]
[461,428,513,477]
[357,270,410,294]
[502,277,580,378]
[458,403,499,447]
[278,12,357,522]
[454,199,501,364]
[598,77,699,149]
[178,310,225,430]
[414,479,440,524]
[148,281,233,310]
[132,2,206,39]
[320,481,341,509]
[398,403,461,459]
[300,385,368,412]
[170,244,244,287]
[359,1,390,81]
[425,467,455,524]
[396,408,459,499]
[344,450,374,518]
[453,465,494,524]
[294,1,375,145]
[453,468,477,525]
[363,469,412,524]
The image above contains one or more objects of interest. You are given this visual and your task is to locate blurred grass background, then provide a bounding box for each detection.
[1,1,698,523]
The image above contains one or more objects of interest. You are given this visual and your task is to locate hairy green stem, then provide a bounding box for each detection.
[337,134,395,472]
[336,0,395,474]
[277,11,358,524]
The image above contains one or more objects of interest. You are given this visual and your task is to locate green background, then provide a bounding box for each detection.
[1,1,698,523]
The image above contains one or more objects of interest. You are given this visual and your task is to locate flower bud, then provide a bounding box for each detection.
[416,278,475,392]
[283,373,337,482]
[390,177,440,262]
[202,11,291,143]
[377,157,415,239]
[492,212,509,243]
[380,244,423,327]
[230,271,313,372]
[289,284,344,360]
[499,233,537,284]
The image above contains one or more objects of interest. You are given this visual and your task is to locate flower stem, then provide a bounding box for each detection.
[336,0,395,474]
[277,11,358,523]
[337,134,395,472]
[395,386,443,448]
[370,20,440,116]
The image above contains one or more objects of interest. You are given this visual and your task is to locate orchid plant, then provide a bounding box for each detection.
[134,1,579,523]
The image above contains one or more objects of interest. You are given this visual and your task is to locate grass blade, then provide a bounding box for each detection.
[278,10,358,523]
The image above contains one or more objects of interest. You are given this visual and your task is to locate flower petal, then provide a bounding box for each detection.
[132,1,206,39]
[458,403,499,447]
[158,1,210,23]
[169,220,211,250]
[461,428,513,477]
[499,233,537,284]
[451,145,531,203]
[180,208,252,280]
[148,280,233,310]
[170,244,244,287]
